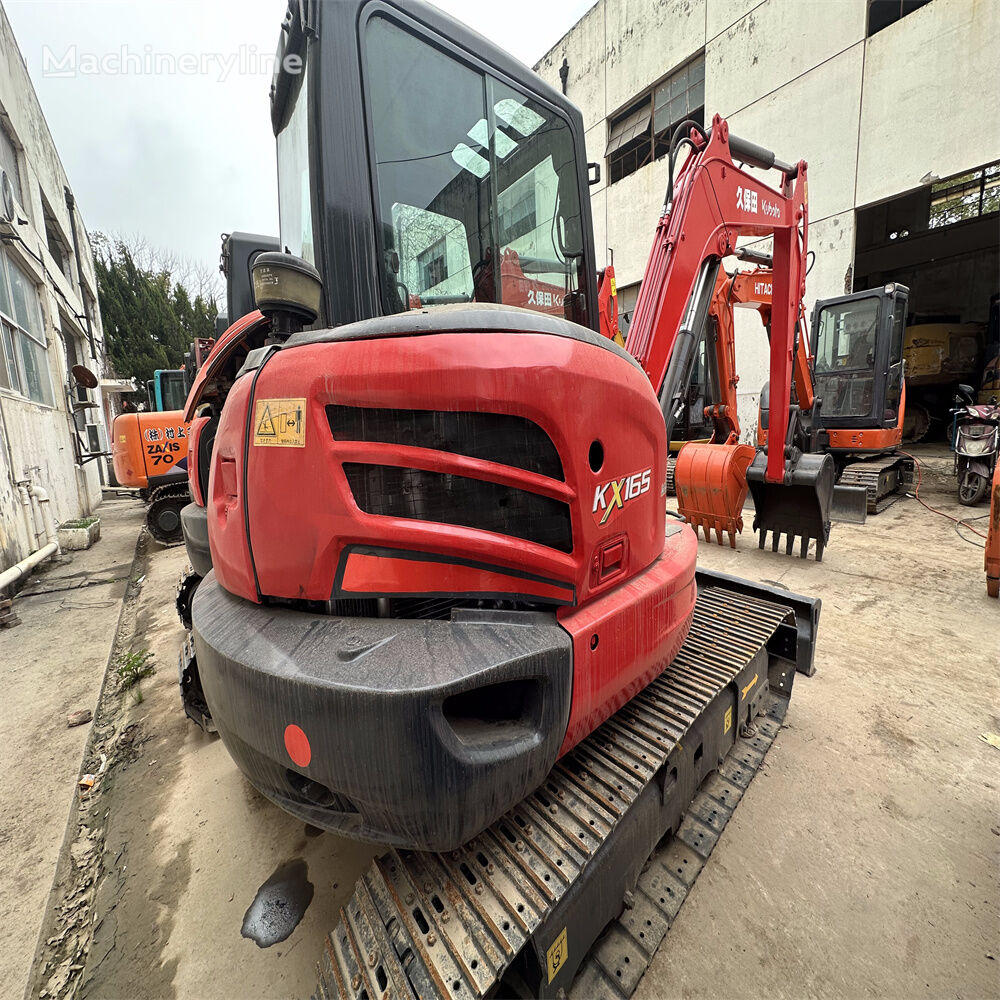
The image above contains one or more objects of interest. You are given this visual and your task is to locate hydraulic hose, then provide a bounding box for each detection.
[664,119,708,210]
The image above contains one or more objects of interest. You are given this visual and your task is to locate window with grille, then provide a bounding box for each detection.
[928,162,1000,229]
[607,54,704,184]
[0,249,53,406]
[41,195,74,283]
[417,237,449,290]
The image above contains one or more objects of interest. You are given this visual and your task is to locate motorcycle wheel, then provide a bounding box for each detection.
[958,470,988,506]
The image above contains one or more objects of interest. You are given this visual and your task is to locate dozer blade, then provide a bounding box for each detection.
[746,450,835,561]
[674,441,756,547]
[830,484,868,524]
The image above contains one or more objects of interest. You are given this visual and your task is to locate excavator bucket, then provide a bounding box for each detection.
[675,441,756,547]
[746,450,836,560]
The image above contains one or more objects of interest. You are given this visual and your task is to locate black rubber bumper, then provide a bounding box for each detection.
[191,573,572,851]
[180,502,213,577]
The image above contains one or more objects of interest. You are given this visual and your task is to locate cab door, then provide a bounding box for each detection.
[881,286,908,428]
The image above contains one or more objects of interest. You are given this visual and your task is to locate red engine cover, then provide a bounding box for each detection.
[207,321,697,755]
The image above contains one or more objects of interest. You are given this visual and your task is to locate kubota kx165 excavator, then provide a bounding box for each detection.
[178,3,823,995]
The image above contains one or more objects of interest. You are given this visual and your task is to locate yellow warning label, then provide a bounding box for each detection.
[546,927,568,984]
[741,673,759,700]
[253,398,306,448]
[723,706,733,735]
[610,277,617,296]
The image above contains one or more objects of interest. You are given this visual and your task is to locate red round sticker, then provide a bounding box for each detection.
[284,724,311,768]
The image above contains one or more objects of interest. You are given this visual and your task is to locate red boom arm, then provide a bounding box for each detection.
[625,115,808,485]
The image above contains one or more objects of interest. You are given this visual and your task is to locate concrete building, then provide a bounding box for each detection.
[535,0,999,439]
[0,1,108,572]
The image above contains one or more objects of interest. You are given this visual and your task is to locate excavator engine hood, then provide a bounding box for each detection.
[193,305,699,849]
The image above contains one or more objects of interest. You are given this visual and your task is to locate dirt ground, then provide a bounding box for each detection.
[15,447,1000,1000]
[0,498,144,1000]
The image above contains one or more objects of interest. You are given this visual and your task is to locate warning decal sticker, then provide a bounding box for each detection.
[253,398,307,448]
[546,927,568,984]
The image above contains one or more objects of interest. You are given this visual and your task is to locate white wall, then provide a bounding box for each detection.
[0,1,107,570]
[857,0,1000,208]
[535,0,1000,437]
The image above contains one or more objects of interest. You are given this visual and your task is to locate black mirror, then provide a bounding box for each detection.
[587,161,601,186]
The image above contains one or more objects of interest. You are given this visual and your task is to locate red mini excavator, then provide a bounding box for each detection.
[179,3,824,995]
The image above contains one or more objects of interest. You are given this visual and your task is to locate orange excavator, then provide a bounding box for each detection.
[667,261,778,546]
[663,257,910,550]
[757,283,913,517]
[111,339,214,543]
[619,117,843,559]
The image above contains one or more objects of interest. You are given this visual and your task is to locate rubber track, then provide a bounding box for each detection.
[837,455,913,514]
[146,484,189,545]
[314,588,792,1000]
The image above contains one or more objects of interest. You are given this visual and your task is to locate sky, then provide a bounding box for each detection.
[3,0,595,300]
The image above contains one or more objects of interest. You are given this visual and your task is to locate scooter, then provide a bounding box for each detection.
[952,384,1000,506]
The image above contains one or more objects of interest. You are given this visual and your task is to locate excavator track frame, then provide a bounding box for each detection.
[146,483,190,546]
[314,577,818,1000]
[836,454,914,514]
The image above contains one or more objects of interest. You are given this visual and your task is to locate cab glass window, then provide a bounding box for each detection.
[814,297,880,418]
[159,371,188,412]
[815,298,880,373]
[365,16,585,320]
[276,63,314,265]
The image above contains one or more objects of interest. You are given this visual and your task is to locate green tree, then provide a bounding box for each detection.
[91,234,219,388]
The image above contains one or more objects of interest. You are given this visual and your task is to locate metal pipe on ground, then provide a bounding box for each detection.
[28,483,60,551]
[0,480,61,593]
[16,483,35,550]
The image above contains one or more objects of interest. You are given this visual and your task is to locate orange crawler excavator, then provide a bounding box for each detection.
[757,283,913,516]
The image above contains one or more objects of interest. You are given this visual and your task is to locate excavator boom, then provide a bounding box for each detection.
[625,116,834,557]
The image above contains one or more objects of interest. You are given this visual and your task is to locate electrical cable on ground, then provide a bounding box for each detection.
[900,449,989,543]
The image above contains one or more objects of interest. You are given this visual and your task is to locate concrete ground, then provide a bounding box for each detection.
[14,447,1000,1000]
[0,497,144,1000]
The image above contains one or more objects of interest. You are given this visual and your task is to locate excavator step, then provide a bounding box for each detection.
[837,455,914,514]
[314,579,817,1000]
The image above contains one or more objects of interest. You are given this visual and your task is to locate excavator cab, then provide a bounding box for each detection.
[811,283,909,447]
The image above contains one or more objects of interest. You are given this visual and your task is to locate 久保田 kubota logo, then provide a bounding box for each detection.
[593,468,651,525]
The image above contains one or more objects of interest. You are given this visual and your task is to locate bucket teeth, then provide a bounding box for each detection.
[688,515,739,549]
[754,529,824,561]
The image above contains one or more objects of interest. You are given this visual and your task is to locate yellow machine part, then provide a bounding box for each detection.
[903,322,984,386]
